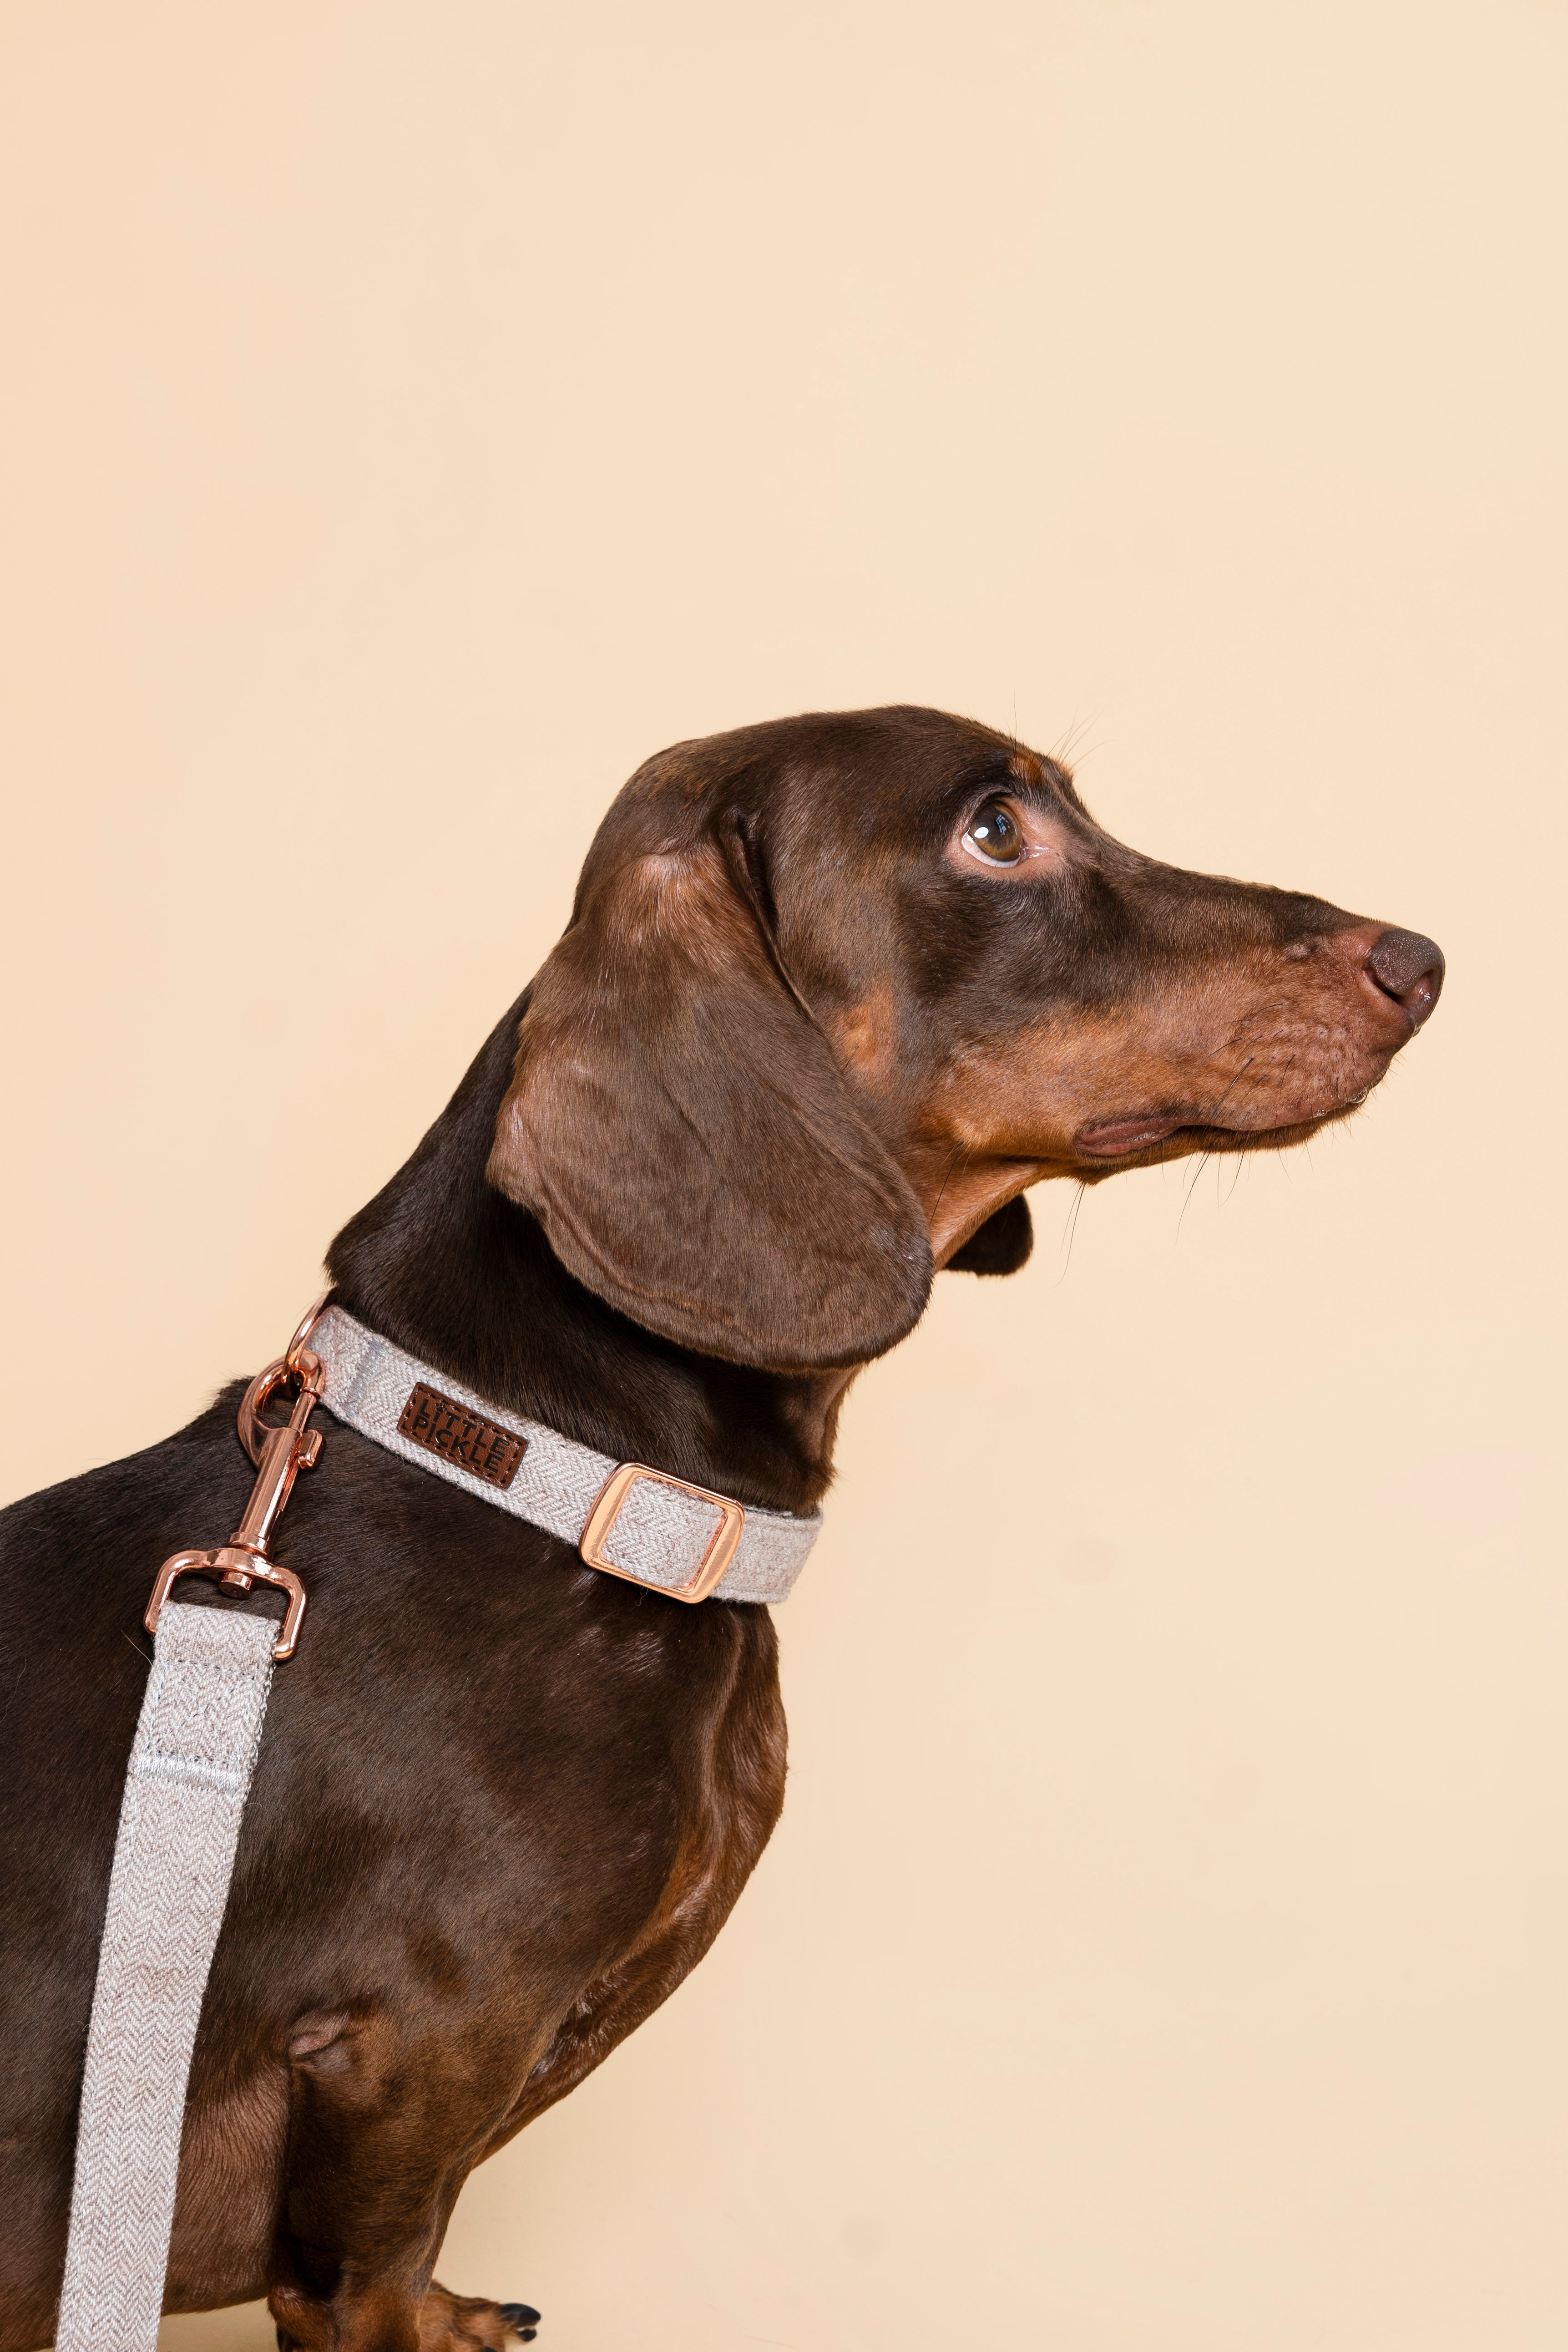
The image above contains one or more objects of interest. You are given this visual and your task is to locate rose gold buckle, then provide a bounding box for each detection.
[579,1464,746,1604]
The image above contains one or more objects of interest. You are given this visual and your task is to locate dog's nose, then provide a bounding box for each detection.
[1366,928,1445,1026]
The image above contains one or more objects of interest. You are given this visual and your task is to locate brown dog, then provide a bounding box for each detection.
[0,707,1442,2352]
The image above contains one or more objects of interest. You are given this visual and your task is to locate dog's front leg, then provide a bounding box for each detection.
[266,2012,536,2352]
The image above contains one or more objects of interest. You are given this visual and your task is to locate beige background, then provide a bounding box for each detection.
[2,4,1563,2347]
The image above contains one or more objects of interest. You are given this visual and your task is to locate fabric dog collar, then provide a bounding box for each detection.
[309,1306,822,1605]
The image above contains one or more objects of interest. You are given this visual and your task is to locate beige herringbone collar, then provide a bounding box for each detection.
[310,1307,821,1606]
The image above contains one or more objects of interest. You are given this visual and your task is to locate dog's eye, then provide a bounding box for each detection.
[962,799,1024,864]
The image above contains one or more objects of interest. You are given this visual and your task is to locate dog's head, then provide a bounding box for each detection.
[488,707,1442,1374]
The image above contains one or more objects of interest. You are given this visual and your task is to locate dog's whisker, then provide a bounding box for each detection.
[1177,1146,1214,1232]
[1054,1178,1089,1284]
[930,1143,970,1233]
[1202,1055,1256,1128]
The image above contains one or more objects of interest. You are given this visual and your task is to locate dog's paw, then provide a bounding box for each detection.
[420,2281,541,2348]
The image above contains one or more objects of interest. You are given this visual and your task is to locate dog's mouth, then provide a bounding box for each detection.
[1073,1096,1367,1163]
[1074,1113,1193,1158]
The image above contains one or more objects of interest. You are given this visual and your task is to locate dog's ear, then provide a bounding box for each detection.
[946,1195,1033,1275]
[486,835,933,1373]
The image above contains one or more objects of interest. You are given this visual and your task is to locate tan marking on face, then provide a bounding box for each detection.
[915,1152,1043,1267]
[828,982,897,1080]
[860,928,1416,1264]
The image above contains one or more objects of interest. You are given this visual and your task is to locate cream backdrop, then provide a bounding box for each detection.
[2,4,1563,2348]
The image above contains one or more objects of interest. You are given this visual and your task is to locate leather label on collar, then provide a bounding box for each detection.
[398,1381,526,1490]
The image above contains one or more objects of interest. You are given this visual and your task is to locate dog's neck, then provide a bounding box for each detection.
[325,999,848,1515]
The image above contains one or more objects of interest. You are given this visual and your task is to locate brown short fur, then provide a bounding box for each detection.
[0,707,1442,2351]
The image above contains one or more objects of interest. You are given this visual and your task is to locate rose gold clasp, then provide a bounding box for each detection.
[144,1293,331,1660]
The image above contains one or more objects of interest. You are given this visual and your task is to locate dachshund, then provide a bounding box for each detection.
[0,706,1443,2352]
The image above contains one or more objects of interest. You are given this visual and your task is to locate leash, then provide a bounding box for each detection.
[56,1299,821,2349]
[56,1300,330,2352]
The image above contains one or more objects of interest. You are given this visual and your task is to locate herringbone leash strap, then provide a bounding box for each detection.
[55,1602,277,2352]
